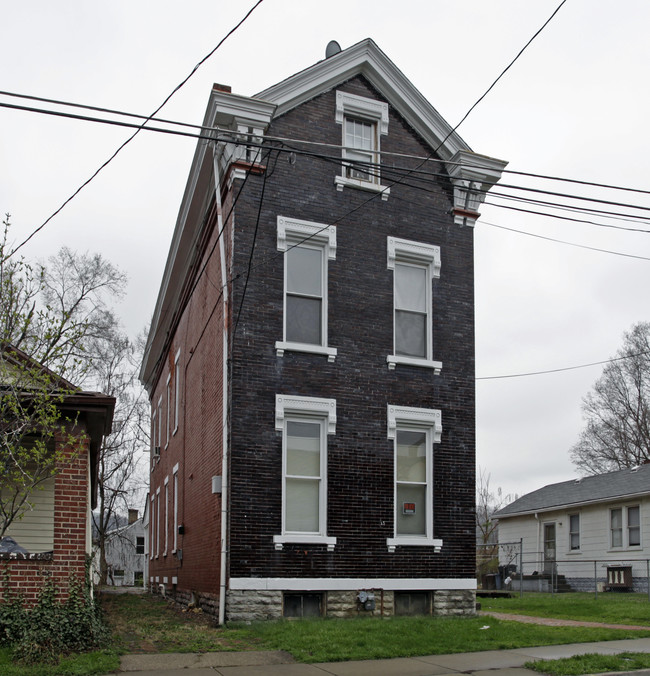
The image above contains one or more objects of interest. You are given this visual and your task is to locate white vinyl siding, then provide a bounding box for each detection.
[3,477,55,553]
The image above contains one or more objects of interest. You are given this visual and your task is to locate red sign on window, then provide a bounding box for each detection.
[403,502,416,514]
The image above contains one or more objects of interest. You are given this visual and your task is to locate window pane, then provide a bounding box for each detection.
[396,484,426,535]
[628,506,640,527]
[611,509,622,529]
[345,118,373,150]
[611,508,623,547]
[396,431,426,482]
[287,421,321,477]
[395,264,426,312]
[286,296,322,344]
[395,311,426,357]
[286,478,319,532]
[287,246,322,296]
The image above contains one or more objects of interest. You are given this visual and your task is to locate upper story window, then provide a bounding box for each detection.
[273,395,337,551]
[387,237,442,373]
[275,216,337,362]
[334,91,390,200]
[173,349,181,435]
[386,404,442,553]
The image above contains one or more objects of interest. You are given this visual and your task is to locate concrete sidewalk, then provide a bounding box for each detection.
[117,637,650,675]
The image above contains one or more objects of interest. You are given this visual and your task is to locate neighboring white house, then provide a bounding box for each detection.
[102,509,147,587]
[495,464,650,592]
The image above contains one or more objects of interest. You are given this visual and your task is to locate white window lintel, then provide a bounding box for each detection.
[387,237,441,278]
[335,91,389,135]
[387,404,442,443]
[277,216,336,259]
[276,395,336,435]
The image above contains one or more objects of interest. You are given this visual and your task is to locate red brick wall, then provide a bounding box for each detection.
[148,195,232,599]
[1,430,90,606]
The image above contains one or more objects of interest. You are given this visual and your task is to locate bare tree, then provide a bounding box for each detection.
[89,326,149,585]
[570,321,650,475]
[0,215,128,537]
[476,468,516,581]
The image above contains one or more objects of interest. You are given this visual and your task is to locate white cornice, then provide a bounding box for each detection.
[257,38,470,162]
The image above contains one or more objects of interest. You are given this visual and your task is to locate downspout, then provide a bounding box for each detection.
[534,512,540,573]
[212,142,230,626]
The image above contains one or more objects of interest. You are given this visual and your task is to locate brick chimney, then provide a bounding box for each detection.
[128,509,139,525]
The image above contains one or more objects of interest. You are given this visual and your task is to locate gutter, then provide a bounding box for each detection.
[212,143,230,626]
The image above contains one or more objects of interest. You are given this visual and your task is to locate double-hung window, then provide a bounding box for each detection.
[387,237,442,373]
[569,514,580,551]
[334,91,389,199]
[386,404,442,552]
[610,506,641,548]
[273,395,337,551]
[275,216,337,361]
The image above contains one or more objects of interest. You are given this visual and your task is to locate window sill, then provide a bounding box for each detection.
[387,355,442,374]
[334,175,390,201]
[275,341,337,362]
[273,534,336,552]
[387,537,443,553]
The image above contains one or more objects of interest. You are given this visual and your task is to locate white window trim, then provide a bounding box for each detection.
[165,375,171,449]
[150,494,155,560]
[387,237,442,374]
[609,505,641,550]
[275,216,337,362]
[386,404,442,553]
[334,90,390,200]
[163,476,169,557]
[173,349,181,435]
[568,513,580,552]
[172,463,179,553]
[274,394,337,551]
[155,487,161,559]
[151,410,158,467]
[157,396,163,450]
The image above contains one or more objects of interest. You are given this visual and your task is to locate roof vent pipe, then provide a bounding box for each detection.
[326,40,341,58]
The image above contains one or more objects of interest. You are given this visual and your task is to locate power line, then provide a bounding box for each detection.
[476,350,650,381]
[481,221,650,261]
[8,0,265,258]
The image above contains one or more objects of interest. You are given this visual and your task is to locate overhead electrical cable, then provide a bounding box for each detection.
[481,221,650,261]
[476,350,650,380]
[8,0,265,258]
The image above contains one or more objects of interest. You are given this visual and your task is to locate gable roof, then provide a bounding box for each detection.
[495,463,650,519]
[257,38,470,161]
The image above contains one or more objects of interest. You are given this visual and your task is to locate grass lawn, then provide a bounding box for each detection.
[525,652,650,676]
[4,590,650,674]
[244,615,650,663]
[481,592,650,626]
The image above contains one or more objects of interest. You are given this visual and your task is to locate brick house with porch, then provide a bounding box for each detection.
[140,38,507,621]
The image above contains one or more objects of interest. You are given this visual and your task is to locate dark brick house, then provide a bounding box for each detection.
[140,39,506,621]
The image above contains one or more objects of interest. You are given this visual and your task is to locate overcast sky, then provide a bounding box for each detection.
[2,1,650,501]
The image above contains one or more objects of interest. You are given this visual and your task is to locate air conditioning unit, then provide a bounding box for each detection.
[153,446,161,457]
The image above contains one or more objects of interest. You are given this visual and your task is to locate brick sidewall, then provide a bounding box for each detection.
[1,432,89,606]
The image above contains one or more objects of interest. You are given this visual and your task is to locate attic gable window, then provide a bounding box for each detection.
[334,91,390,200]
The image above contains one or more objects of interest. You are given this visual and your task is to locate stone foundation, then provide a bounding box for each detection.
[224,588,475,621]
[433,590,476,616]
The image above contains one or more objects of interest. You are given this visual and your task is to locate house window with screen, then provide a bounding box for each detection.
[386,404,443,552]
[136,536,145,555]
[334,90,389,198]
[610,506,641,548]
[628,506,641,546]
[387,237,442,372]
[273,395,337,551]
[275,216,337,361]
[569,514,580,550]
